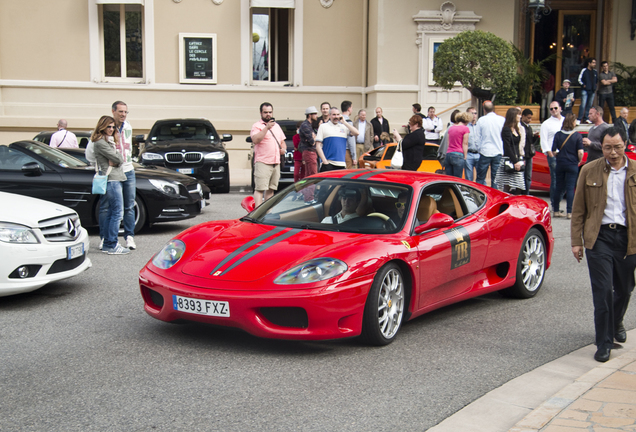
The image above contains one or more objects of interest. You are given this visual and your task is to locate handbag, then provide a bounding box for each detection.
[390,140,403,169]
[501,156,516,173]
[92,166,112,195]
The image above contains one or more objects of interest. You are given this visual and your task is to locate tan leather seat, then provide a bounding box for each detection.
[438,188,464,218]
[416,196,439,222]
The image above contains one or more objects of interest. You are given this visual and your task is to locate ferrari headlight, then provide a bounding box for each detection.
[204,151,225,160]
[0,222,40,244]
[274,258,347,285]
[152,239,185,269]
[142,152,164,161]
[149,179,181,196]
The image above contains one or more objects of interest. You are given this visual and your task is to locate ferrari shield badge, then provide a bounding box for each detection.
[443,226,471,269]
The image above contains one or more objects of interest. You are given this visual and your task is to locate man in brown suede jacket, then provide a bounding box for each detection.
[571,126,636,363]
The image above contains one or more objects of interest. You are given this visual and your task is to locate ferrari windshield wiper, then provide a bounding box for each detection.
[240,216,258,223]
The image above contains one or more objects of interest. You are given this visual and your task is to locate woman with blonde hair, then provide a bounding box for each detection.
[92,115,130,255]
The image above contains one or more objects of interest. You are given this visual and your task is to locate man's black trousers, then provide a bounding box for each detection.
[585,225,636,350]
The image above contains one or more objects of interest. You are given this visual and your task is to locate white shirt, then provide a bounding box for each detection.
[475,112,505,157]
[321,212,358,224]
[602,157,627,226]
[539,115,564,153]
[356,120,366,144]
[423,116,443,140]
[50,129,79,149]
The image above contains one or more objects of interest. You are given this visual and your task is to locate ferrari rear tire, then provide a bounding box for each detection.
[361,263,405,346]
[502,228,546,299]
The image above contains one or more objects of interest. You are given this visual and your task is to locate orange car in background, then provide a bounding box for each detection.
[358,142,444,173]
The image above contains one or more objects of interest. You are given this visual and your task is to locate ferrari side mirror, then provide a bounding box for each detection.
[241,196,256,213]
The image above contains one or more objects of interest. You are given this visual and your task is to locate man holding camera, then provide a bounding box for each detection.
[250,102,287,206]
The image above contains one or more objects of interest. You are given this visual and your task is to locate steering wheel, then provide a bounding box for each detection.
[367,212,397,230]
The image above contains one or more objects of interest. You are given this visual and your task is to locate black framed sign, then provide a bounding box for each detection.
[179,33,217,84]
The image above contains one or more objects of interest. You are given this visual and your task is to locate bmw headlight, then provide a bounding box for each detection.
[142,152,164,161]
[204,151,225,160]
[0,222,40,244]
[274,258,347,285]
[149,179,181,196]
[152,240,185,269]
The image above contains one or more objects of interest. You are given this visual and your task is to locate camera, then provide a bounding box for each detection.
[269,118,276,123]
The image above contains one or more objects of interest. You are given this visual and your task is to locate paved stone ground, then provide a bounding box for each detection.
[510,347,636,431]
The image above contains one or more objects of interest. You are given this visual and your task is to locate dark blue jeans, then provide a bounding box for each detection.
[523,157,533,194]
[445,152,464,178]
[99,170,136,240]
[122,170,136,238]
[578,90,595,121]
[547,155,563,210]
[103,181,124,250]
[554,162,578,213]
[476,154,502,189]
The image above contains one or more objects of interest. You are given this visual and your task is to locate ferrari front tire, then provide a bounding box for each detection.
[361,263,405,346]
[502,228,546,299]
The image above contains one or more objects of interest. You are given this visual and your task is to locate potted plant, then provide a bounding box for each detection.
[433,30,517,106]
[612,62,636,123]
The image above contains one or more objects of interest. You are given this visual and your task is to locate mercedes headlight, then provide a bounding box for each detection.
[204,151,225,160]
[152,240,185,269]
[0,222,40,244]
[274,258,347,285]
[149,179,181,196]
[142,152,164,161]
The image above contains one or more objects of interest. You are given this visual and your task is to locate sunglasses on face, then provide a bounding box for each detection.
[106,126,115,129]
[550,107,559,111]
[395,202,406,209]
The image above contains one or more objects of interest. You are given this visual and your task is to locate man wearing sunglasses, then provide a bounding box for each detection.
[321,188,362,224]
[540,102,564,215]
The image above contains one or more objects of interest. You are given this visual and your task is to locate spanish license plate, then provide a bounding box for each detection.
[173,295,230,317]
[177,168,194,174]
[66,243,84,260]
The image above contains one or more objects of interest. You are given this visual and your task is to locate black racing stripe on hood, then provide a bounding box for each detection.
[219,228,302,276]
[355,170,384,180]
[342,170,372,179]
[209,226,286,275]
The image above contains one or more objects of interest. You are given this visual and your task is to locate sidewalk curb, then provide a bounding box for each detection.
[427,330,635,432]
[508,346,636,431]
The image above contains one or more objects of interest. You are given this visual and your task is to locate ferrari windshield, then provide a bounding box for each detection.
[247,178,412,234]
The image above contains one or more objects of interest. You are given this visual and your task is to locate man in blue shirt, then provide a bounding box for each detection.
[475,101,505,189]
[315,107,359,172]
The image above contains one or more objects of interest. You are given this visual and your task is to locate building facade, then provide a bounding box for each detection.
[0,0,634,176]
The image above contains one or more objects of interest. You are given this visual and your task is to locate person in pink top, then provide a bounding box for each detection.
[250,102,287,206]
[444,112,470,178]
[49,119,79,149]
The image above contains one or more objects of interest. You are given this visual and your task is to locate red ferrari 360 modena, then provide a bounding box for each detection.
[139,170,553,345]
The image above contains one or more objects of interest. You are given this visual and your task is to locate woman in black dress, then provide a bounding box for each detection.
[496,107,526,193]
[392,115,425,171]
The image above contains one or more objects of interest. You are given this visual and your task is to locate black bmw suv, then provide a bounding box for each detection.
[139,119,232,193]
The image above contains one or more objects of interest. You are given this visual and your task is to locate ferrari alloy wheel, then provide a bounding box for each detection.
[503,228,546,299]
[361,263,405,345]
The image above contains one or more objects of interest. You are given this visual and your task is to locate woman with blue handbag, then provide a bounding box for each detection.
[91,115,129,255]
